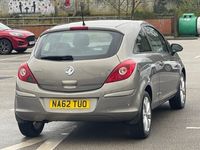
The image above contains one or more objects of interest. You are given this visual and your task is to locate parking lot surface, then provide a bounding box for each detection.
[0,39,200,150]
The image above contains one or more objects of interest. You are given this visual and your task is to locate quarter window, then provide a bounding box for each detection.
[144,26,167,53]
[134,30,151,53]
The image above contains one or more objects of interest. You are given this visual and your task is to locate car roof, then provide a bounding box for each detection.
[44,20,147,35]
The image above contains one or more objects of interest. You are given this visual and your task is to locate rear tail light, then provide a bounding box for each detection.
[105,59,136,83]
[18,63,37,84]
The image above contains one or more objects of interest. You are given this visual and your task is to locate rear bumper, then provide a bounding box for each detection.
[15,92,139,122]
[15,78,142,122]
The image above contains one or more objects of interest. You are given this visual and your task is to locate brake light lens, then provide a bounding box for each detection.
[105,59,136,83]
[18,63,37,84]
[70,26,88,30]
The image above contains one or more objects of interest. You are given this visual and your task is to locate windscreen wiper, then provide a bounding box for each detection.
[40,55,74,61]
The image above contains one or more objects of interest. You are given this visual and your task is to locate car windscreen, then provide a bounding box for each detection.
[35,30,123,61]
[0,23,10,30]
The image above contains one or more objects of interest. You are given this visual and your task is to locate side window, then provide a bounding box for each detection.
[144,26,168,53]
[134,30,152,53]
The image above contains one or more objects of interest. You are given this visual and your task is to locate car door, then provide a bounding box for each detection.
[134,29,163,104]
[159,40,181,100]
[144,26,180,101]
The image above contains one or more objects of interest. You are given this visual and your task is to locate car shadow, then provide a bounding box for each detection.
[66,122,129,140]
[9,51,31,55]
[56,102,178,145]
[152,102,180,120]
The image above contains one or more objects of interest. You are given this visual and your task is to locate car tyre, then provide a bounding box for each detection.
[18,120,44,137]
[0,39,13,55]
[169,73,186,109]
[17,48,27,53]
[128,91,152,139]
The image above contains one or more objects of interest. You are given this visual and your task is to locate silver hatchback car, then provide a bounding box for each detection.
[15,20,186,139]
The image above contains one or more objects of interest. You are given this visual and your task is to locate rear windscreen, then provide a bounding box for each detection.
[35,30,123,61]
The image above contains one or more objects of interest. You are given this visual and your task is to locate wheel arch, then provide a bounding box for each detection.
[144,85,152,102]
[0,37,13,49]
[182,67,186,81]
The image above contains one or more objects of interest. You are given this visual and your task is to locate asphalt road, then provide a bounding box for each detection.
[0,39,200,150]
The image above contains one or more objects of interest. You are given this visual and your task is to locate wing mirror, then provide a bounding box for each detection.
[171,44,183,54]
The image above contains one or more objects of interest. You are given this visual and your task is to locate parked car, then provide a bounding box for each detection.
[0,23,35,54]
[15,20,186,139]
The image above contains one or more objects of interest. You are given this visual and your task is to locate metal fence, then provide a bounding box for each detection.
[0,16,132,26]
[0,15,175,27]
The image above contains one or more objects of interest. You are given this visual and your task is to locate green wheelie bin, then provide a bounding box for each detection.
[178,13,197,36]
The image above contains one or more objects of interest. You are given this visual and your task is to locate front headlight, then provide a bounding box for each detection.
[9,32,24,37]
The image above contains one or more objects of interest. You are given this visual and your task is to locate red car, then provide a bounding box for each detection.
[0,23,35,55]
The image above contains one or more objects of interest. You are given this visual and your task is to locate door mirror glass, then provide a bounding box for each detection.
[171,44,183,53]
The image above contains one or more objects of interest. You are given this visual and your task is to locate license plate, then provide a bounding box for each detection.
[29,41,35,45]
[49,99,90,109]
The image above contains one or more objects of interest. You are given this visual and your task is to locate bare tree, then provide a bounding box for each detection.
[104,0,126,17]
[175,0,200,14]
[104,0,142,19]
[130,0,142,19]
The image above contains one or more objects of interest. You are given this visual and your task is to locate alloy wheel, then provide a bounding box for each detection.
[180,76,186,105]
[0,39,12,54]
[143,96,151,133]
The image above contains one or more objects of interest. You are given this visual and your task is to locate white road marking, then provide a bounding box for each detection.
[9,109,14,112]
[36,134,69,150]
[36,125,76,150]
[0,137,46,150]
[194,55,200,59]
[186,127,200,130]
[0,124,76,150]
[0,55,29,62]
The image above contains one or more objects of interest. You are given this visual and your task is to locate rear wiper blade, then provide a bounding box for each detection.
[40,55,74,61]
